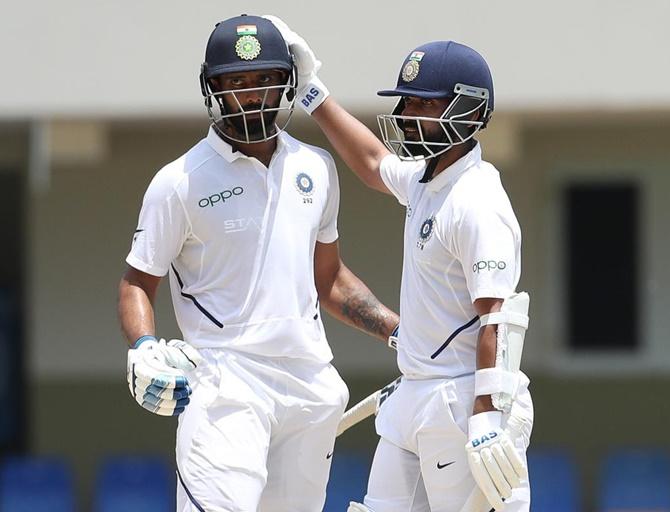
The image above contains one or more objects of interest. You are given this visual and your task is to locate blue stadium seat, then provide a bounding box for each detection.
[599,448,670,511]
[0,456,76,512]
[527,448,581,512]
[324,451,370,512]
[94,455,174,512]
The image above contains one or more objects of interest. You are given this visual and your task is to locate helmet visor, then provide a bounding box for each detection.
[204,74,297,144]
[377,94,489,161]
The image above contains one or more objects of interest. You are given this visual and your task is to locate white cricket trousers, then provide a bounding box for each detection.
[175,349,349,512]
[364,373,533,512]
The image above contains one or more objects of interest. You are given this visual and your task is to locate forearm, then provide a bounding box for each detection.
[320,265,398,341]
[118,278,156,345]
[473,323,497,414]
[312,98,391,193]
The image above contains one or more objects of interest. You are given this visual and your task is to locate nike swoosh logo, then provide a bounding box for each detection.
[326,452,333,459]
[437,461,455,469]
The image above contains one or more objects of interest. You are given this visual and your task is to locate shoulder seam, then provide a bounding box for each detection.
[168,145,220,237]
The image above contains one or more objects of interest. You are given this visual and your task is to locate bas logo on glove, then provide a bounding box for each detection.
[301,87,322,109]
[471,431,498,448]
[126,336,202,417]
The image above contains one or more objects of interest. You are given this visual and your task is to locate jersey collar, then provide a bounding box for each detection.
[425,142,482,193]
[206,127,287,163]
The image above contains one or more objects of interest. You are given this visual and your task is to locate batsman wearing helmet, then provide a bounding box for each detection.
[268,17,534,512]
[118,14,398,512]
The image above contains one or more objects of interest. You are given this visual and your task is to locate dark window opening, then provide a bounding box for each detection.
[565,182,639,350]
[0,170,25,453]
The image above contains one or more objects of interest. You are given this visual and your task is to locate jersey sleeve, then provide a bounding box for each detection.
[317,154,340,243]
[126,170,190,277]
[379,154,422,206]
[453,203,521,301]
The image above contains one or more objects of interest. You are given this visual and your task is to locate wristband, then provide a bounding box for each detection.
[297,77,330,115]
[133,335,157,349]
[388,324,399,350]
[475,368,520,398]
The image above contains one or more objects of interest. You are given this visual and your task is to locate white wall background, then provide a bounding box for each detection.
[8,1,670,378]
[3,0,670,117]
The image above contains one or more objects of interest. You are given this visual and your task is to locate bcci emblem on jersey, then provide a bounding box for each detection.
[417,216,435,250]
[295,172,314,196]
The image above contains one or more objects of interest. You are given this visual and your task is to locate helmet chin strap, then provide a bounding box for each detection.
[418,137,476,183]
[419,158,439,183]
[418,128,451,182]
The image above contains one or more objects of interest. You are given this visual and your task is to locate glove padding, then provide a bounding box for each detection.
[127,338,202,417]
[466,411,529,511]
[262,15,329,114]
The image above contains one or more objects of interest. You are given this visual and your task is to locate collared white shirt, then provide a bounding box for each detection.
[380,143,521,378]
[127,128,340,362]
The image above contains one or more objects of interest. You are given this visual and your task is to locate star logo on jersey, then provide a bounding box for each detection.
[416,216,435,250]
[295,172,314,196]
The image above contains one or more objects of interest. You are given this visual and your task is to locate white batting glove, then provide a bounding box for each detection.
[126,336,202,417]
[263,15,330,114]
[465,411,529,510]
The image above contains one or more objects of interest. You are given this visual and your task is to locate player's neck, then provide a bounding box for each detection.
[431,139,476,178]
[230,138,277,168]
[214,126,278,168]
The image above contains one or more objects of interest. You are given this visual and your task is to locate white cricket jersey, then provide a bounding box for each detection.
[127,128,340,363]
[379,143,521,378]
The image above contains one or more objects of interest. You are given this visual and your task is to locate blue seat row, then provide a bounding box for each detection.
[2,449,670,511]
[0,455,173,512]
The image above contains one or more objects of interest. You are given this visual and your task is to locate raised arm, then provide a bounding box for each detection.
[263,15,392,194]
[311,98,391,193]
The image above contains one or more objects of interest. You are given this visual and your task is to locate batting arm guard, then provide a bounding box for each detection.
[474,292,529,413]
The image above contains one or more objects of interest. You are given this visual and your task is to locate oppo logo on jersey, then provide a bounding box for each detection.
[198,187,244,208]
[472,260,507,273]
[301,87,321,108]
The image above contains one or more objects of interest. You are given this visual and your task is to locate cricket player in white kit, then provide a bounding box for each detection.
[268,18,534,512]
[117,15,399,512]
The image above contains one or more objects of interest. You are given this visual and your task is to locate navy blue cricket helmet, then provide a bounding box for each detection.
[199,14,297,143]
[377,41,494,161]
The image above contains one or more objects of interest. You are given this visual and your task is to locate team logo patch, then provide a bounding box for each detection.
[295,172,314,195]
[416,216,435,249]
[402,60,420,82]
[235,35,261,60]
